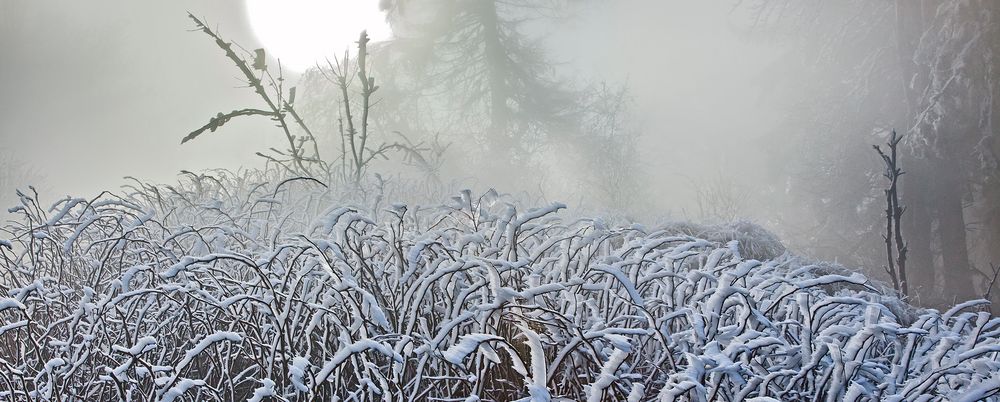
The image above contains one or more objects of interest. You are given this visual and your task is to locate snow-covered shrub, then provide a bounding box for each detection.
[2,172,1000,401]
[658,220,787,261]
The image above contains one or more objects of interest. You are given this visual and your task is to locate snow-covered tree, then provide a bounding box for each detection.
[744,0,1000,306]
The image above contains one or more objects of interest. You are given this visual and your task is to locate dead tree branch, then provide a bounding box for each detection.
[874,129,908,298]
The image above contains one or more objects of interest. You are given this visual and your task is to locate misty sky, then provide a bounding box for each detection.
[0,1,783,219]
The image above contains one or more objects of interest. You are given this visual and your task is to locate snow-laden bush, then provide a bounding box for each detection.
[2,172,1000,401]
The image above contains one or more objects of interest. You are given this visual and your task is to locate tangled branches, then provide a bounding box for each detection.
[1,174,1000,400]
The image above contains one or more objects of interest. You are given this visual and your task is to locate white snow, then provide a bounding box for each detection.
[4,180,1000,401]
[443,334,503,365]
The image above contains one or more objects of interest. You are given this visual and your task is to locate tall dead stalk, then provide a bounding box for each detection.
[183,14,326,177]
[321,32,411,186]
[874,130,908,298]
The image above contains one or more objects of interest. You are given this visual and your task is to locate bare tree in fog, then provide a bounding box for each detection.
[745,0,1000,306]
[693,174,751,224]
[574,83,646,214]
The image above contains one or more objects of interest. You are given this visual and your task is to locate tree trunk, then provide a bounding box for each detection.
[934,156,978,304]
[893,0,938,304]
[972,0,1000,288]
[477,0,514,160]
[903,158,936,304]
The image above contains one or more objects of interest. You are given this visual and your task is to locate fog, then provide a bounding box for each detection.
[2,0,999,307]
[1,1,780,212]
[0,2,269,196]
[549,1,784,217]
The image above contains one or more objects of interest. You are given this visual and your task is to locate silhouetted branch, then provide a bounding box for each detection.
[874,129,908,298]
[186,13,319,176]
[182,108,275,144]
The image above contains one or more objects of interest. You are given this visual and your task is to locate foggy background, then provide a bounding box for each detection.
[0,1,780,217]
[4,0,998,307]
[0,2,271,196]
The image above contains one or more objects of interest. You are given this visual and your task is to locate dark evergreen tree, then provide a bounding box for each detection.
[298,0,644,211]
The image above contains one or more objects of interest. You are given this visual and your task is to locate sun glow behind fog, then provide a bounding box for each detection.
[244,0,392,73]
